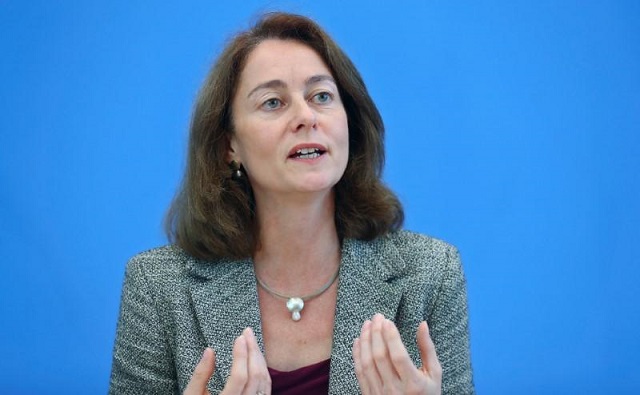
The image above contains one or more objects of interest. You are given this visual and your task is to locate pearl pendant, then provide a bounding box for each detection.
[286,297,304,321]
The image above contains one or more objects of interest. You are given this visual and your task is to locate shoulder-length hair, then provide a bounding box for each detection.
[166,12,403,260]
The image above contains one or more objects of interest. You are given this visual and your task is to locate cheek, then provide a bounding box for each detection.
[235,136,276,171]
[338,115,350,149]
[231,121,263,161]
[337,125,350,169]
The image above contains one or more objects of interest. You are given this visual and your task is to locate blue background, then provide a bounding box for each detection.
[1,1,638,393]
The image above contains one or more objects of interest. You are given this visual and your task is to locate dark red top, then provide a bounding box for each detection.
[268,358,330,394]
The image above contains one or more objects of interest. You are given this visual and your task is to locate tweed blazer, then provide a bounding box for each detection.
[109,230,474,394]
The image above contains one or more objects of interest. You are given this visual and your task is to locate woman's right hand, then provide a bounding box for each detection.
[183,327,272,395]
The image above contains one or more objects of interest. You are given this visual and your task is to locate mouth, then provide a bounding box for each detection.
[288,147,326,159]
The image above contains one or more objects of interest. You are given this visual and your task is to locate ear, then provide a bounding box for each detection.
[226,134,240,163]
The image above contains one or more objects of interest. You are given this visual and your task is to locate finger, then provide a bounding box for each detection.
[358,319,383,392]
[353,337,371,394]
[416,321,442,379]
[245,327,271,393]
[184,347,215,395]
[381,319,418,381]
[222,334,249,393]
[370,314,398,385]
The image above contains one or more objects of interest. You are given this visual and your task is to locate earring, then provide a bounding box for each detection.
[229,160,243,179]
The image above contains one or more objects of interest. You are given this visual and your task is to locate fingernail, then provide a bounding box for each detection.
[361,320,371,335]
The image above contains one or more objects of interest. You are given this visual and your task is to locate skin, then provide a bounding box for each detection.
[353,314,442,395]
[184,315,442,395]
[183,328,271,395]
[228,39,350,205]
[183,39,442,394]
[230,39,346,374]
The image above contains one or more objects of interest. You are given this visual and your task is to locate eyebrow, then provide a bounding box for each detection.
[246,74,336,98]
[306,74,336,86]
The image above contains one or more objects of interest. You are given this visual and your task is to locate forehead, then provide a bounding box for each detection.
[238,39,333,90]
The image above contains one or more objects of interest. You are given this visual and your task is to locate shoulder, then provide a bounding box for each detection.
[344,230,463,287]
[377,230,465,294]
[383,229,461,272]
[386,229,459,256]
[122,245,213,293]
[123,245,247,289]
[125,245,191,278]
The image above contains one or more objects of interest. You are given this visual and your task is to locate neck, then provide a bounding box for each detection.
[252,190,341,291]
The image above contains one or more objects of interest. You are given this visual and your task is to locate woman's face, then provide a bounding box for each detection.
[229,39,349,203]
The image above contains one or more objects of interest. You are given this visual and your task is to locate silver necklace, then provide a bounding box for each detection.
[255,268,340,322]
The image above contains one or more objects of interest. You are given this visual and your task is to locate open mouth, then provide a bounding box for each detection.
[289,147,326,159]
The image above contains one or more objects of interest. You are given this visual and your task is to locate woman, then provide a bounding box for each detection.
[109,12,474,394]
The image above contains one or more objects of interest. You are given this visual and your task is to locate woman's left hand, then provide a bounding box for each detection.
[352,313,442,395]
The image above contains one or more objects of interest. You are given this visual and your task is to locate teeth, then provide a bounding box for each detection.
[297,152,321,159]
[293,147,323,159]
[296,148,319,155]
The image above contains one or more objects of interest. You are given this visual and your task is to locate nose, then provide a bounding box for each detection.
[291,97,317,133]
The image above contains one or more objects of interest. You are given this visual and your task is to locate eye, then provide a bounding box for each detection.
[312,91,333,104]
[262,98,282,110]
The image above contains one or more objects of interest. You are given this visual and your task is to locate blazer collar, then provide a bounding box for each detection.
[329,236,407,393]
[185,235,407,393]
[186,256,262,392]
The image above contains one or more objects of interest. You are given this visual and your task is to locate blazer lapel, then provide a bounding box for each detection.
[183,235,406,393]
[329,236,407,394]
[186,257,263,391]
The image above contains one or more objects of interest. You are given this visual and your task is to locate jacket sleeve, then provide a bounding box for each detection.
[109,257,178,394]
[428,245,475,394]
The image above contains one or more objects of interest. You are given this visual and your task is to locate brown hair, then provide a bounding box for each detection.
[166,12,404,260]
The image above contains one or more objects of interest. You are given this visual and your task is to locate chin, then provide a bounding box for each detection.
[296,177,340,194]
